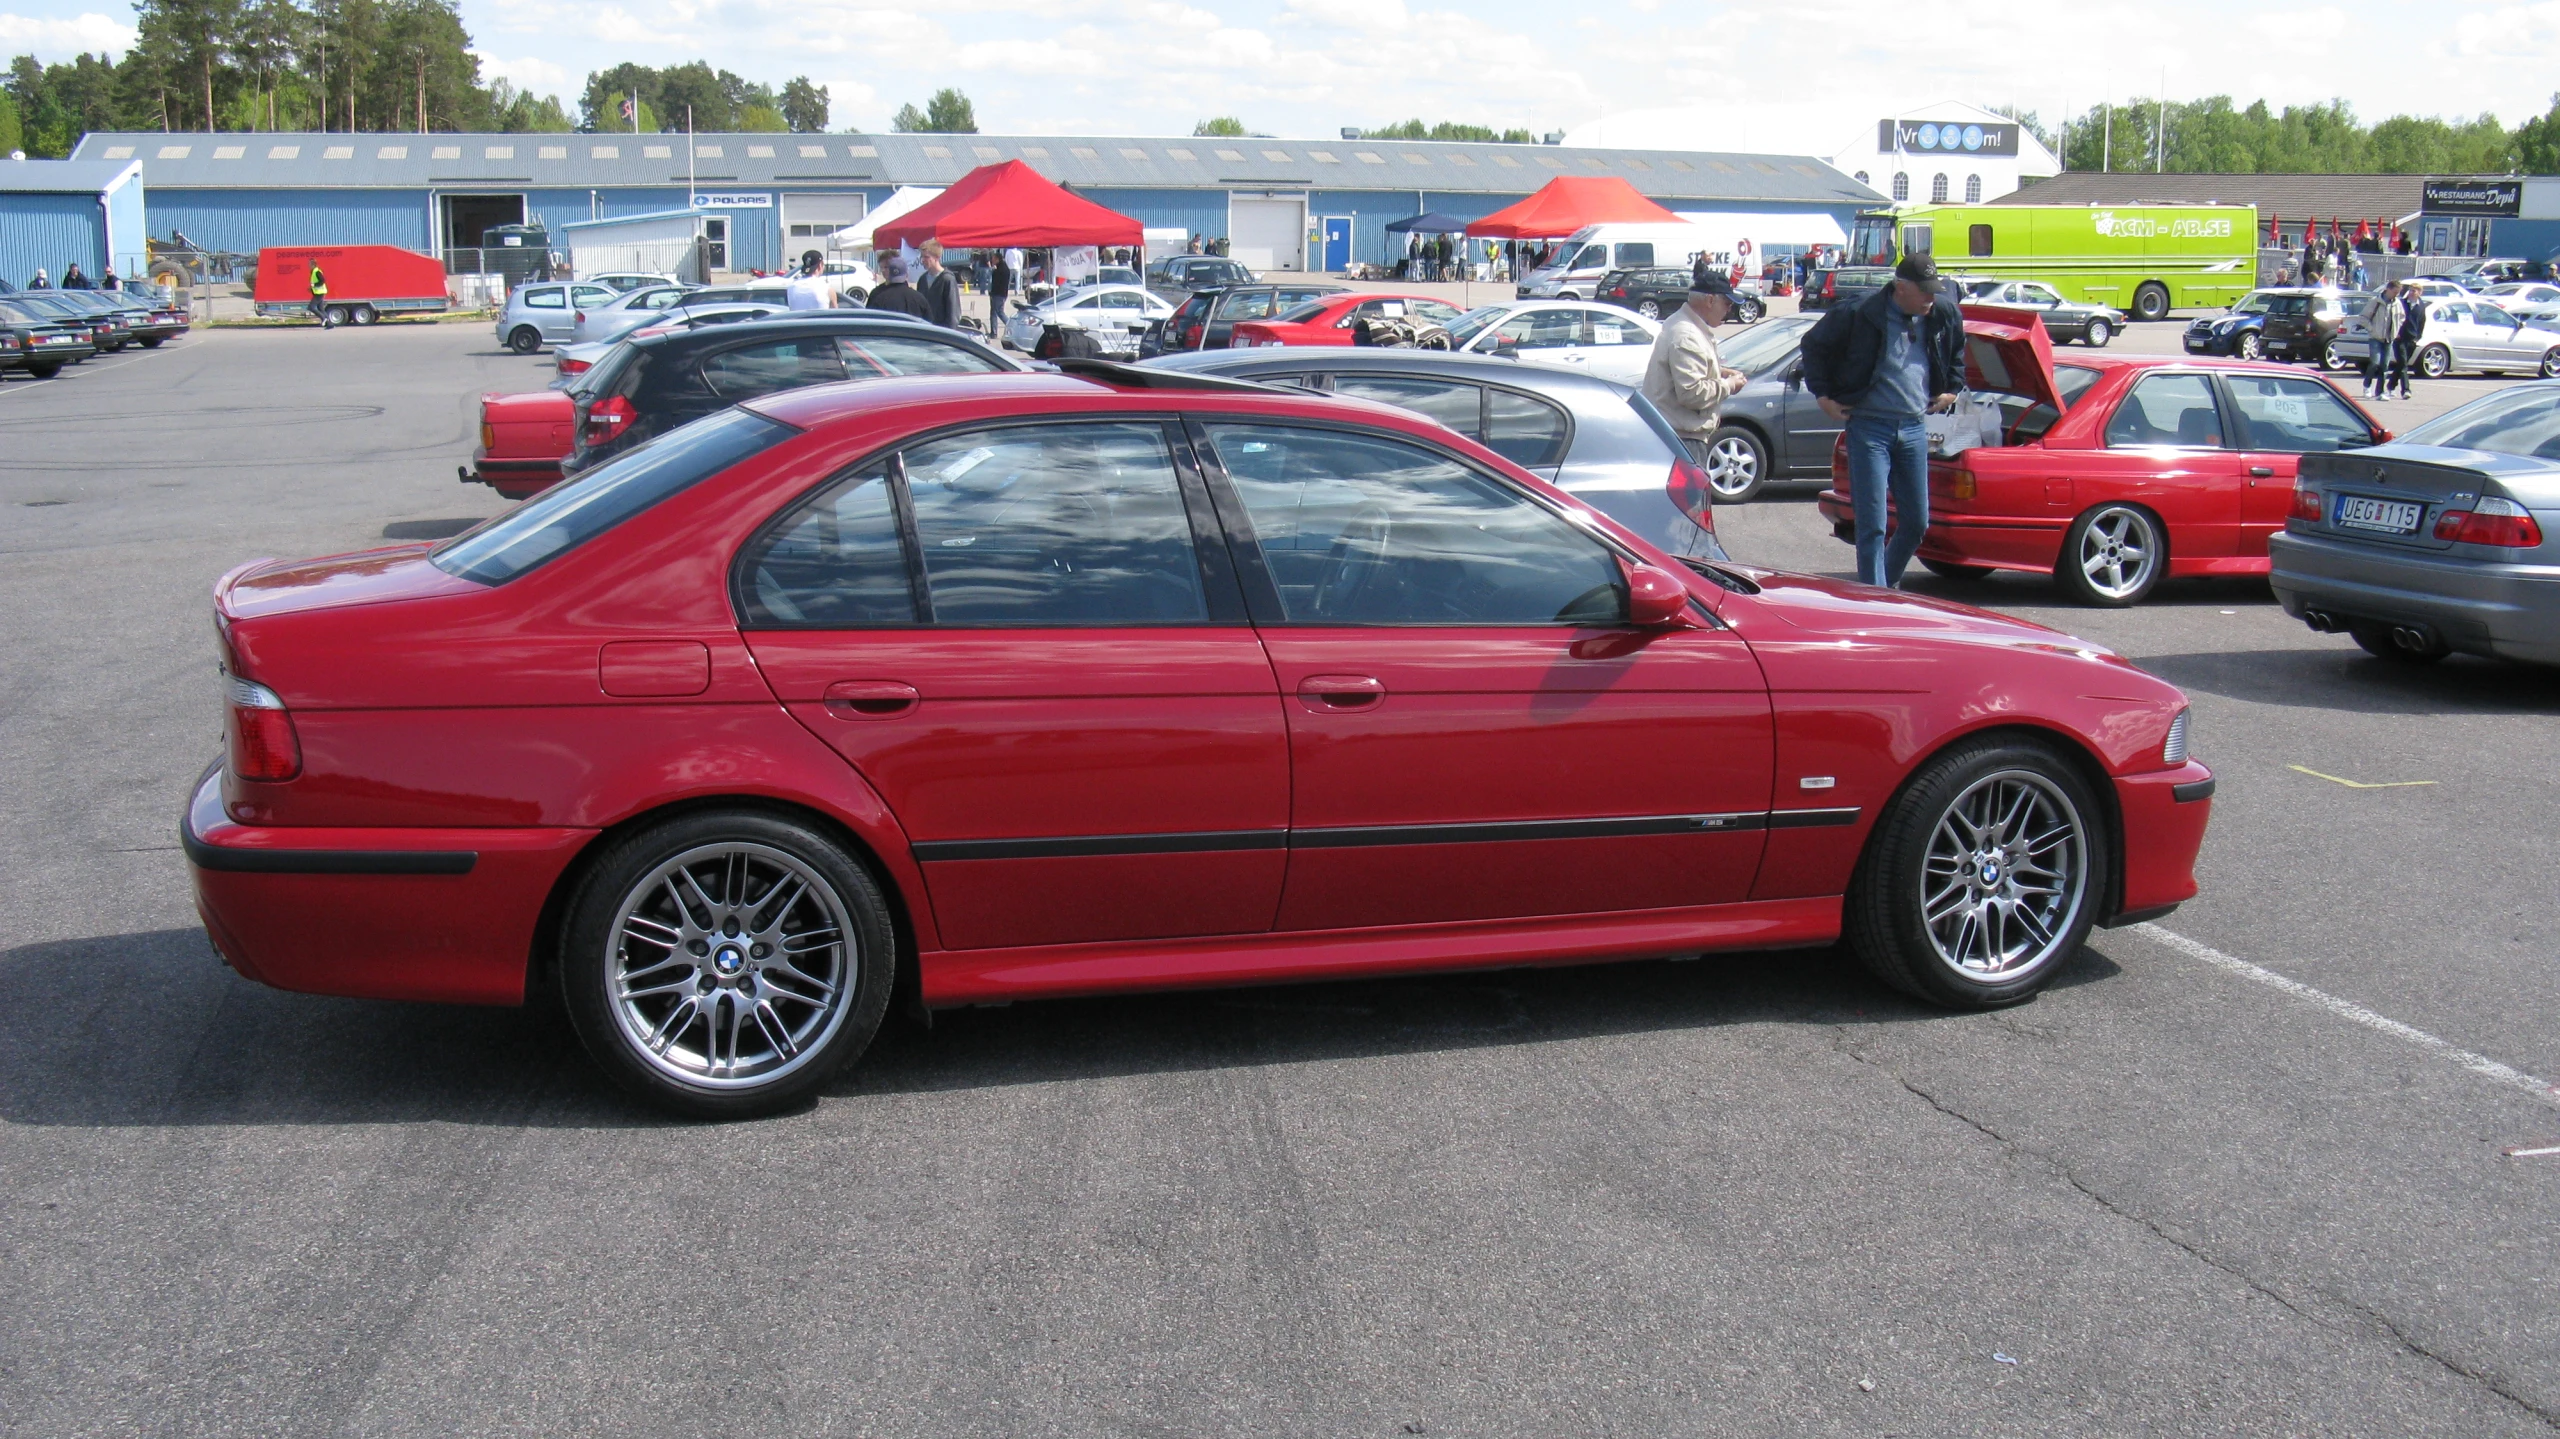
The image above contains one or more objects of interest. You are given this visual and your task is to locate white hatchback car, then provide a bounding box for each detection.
[1442,301,1663,385]
[1002,284,1175,353]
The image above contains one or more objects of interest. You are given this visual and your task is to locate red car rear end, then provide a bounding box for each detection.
[462,390,575,499]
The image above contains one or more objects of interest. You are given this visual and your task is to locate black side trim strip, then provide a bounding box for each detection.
[180,807,478,875]
[2171,778,2216,804]
[1765,807,1863,829]
[1293,813,1764,848]
[912,830,1289,862]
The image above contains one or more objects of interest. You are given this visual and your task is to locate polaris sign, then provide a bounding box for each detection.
[692,192,775,209]
[1879,119,2020,159]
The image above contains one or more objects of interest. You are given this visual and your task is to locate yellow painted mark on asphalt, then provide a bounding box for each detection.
[2288,764,2437,789]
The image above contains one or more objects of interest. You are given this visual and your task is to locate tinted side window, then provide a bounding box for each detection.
[1207,424,1625,626]
[2224,374,2373,453]
[737,465,915,625]
[2104,374,2226,448]
[1328,375,1483,438]
[523,289,566,309]
[840,335,1006,376]
[1223,292,1278,321]
[904,423,1207,624]
[1615,243,1654,267]
[698,338,849,400]
[1484,390,1569,468]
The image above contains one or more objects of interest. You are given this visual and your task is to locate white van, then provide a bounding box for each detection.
[1516,223,1707,299]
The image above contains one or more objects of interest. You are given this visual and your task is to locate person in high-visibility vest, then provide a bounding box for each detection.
[308,262,330,324]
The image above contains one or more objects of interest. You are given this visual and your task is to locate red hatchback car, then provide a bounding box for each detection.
[186,362,2213,1116]
[1229,292,1467,349]
[1817,307,2391,605]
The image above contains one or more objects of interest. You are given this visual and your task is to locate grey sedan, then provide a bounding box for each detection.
[2271,382,2560,665]
[1140,347,1728,562]
[1957,278,2124,347]
[567,284,699,345]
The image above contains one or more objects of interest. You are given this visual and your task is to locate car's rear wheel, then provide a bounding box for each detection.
[2350,623,2449,665]
[1636,299,1662,320]
[26,361,60,379]
[2539,347,2560,379]
[2319,339,2347,370]
[2059,503,2164,606]
[1702,426,1767,503]
[2418,343,2452,378]
[1846,736,2105,1008]
[2131,282,2172,322]
[138,335,165,348]
[508,325,542,355]
[2234,332,2263,361]
[559,810,896,1119]
[1919,557,1994,581]
[2083,318,2112,347]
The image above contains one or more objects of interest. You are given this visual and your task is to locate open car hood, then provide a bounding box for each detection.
[1958,303,2064,416]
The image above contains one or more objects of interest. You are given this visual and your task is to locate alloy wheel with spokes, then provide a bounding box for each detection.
[1703,425,1767,502]
[562,810,895,1118]
[2060,503,2163,606]
[1919,771,2089,983]
[1845,737,2108,1008]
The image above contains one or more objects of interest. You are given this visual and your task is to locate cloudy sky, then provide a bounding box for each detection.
[6,0,2558,145]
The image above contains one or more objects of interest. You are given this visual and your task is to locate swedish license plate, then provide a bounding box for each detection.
[2334,494,2424,535]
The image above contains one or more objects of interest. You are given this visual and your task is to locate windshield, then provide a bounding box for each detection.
[1847,213,1897,267]
[1717,315,1817,375]
[433,409,794,584]
[2396,386,2560,460]
[1445,306,1509,345]
[2231,293,2274,315]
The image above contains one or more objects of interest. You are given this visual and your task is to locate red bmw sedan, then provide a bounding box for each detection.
[187,362,2212,1116]
[1229,292,1467,349]
[1817,306,2391,605]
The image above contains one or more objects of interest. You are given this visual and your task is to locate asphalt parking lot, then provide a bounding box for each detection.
[5,319,2559,1436]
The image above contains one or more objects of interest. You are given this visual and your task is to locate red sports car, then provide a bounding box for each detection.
[1229,292,1467,349]
[186,362,2212,1117]
[1817,306,2391,605]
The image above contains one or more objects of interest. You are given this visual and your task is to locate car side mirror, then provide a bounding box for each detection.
[1623,562,1701,628]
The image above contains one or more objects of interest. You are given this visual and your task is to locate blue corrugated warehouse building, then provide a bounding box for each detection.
[67,130,1879,277]
[0,156,148,285]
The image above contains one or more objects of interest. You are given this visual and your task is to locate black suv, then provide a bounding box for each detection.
[563,314,1019,477]
[1142,282,1348,355]
[1596,267,1766,324]
[1799,266,1891,312]
[1146,255,1253,299]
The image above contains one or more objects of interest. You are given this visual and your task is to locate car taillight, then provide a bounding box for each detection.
[2434,494,2543,547]
[559,356,591,375]
[2289,481,2323,523]
[584,394,637,446]
[224,674,300,782]
[573,310,586,323]
[1666,454,1717,531]
[1945,467,1977,500]
[1182,322,1203,344]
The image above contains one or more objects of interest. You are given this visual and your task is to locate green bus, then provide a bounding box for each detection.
[1846,203,2259,320]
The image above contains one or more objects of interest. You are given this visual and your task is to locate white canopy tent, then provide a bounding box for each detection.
[827,186,944,252]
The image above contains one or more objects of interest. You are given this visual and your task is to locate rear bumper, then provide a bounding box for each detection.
[2269,530,2560,664]
[461,448,565,499]
[182,763,592,1005]
[2111,761,2213,923]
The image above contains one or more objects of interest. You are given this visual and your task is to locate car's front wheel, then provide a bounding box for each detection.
[1846,736,2106,1008]
[2234,332,2263,360]
[2059,503,2165,606]
[2418,343,2452,379]
[560,809,897,1119]
[508,325,542,355]
[1702,425,1768,503]
[2083,318,2112,347]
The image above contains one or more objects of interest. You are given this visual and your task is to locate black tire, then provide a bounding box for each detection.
[138,335,165,348]
[841,287,869,305]
[2131,282,2171,322]
[558,809,897,1119]
[2539,347,2560,380]
[508,325,542,355]
[2083,318,2112,347]
[26,361,60,379]
[2234,331,2263,361]
[1735,298,1765,324]
[2319,340,2346,371]
[325,305,350,327]
[1845,735,2107,1008]
[350,304,378,326]
[1701,425,1768,503]
[2418,343,2451,379]
[2350,624,2448,665]
[1636,298,1662,320]
[2057,503,2165,606]
[1919,557,1994,581]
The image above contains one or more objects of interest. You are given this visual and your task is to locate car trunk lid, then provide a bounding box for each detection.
[1957,304,2065,415]
[2295,446,2548,552]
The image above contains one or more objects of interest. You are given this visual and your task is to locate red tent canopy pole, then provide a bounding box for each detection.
[874,159,1143,251]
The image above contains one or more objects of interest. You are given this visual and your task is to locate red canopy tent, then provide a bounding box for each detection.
[1465,176,1684,238]
[872,160,1143,250]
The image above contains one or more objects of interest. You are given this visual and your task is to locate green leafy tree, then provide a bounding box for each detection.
[1363,118,1527,142]
[579,61,658,131]
[131,0,241,131]
[2516,94,2560,173]
[893,87,975,133]
[0,86,20,155]
[488,78,572,132]
[1193,116,1246,136]
[778,76,827,133]
[737,103,786,132]
[654,60,729,131]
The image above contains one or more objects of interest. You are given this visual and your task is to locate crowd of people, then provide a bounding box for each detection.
[19,263,125,291]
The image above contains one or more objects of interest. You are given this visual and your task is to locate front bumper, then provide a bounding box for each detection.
[2109,761,2214,924]
[2269,529,2560,664]
[182,763,591,1005]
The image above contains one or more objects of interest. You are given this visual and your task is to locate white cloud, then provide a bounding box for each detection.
[0,11,137,57]
[473,51,574,100]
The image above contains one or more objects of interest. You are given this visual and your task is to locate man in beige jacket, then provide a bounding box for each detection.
[1640,272,1750,471]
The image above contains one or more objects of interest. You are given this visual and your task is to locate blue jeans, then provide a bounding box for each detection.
[1846,410,1930,588]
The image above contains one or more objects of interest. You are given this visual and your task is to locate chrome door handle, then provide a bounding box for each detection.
[2248,466,2275,478]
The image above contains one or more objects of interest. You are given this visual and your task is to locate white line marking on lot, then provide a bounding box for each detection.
[2134,922,2560,1112]
[2504,1143,2560,1158]
[0,353,152,399]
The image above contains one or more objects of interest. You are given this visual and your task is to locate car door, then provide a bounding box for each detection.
[2084,370,2251,558]
[740,420,1289,951]
[1573,308,1657,384]
[554,284,612,341]
[2215,371,2381,557]
[2433,301,2481,366]
[2469,302,2544,368]
[518,285,568,337]
[1193,419,1773,931]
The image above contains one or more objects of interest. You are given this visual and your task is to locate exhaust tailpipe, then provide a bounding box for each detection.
[2301,609,2345,633]
[2392,625,2435,653]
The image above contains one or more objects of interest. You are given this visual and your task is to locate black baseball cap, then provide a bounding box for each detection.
[1894,253,1939,285]
[1689,271,1736,299]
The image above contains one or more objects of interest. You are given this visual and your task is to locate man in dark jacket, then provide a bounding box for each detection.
[866,254,932,319]
[915,239,960,328]
[1800,252,1964,588]
[2393,286,2426,401]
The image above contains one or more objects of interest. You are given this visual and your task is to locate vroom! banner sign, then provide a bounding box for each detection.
[1879,120,2021,159]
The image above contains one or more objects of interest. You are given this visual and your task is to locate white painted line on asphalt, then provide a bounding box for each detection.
[2504,1143,2560,1158]
[2134,922,2560,1113]
[0,352,152,399]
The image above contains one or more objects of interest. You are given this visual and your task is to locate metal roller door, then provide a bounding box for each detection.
[782,193,869,254]
[1229,195,1306,272]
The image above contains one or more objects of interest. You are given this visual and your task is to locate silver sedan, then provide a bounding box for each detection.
[2271,382,2560,664]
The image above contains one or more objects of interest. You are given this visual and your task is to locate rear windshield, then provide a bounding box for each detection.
[2397,385,2560,460]
[1272,299,1331,324]
[432,409,794,584]
[2055,364,2102,409]
[2267,295,2311,316]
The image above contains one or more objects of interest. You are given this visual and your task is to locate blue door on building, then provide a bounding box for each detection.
[1321,216,1352,273]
